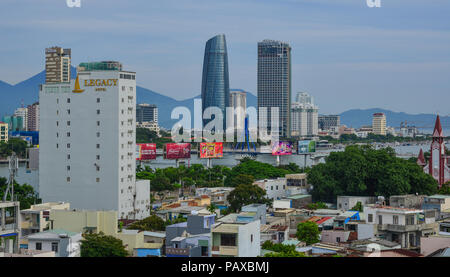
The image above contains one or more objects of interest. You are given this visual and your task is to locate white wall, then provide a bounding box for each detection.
[238,220,260,257]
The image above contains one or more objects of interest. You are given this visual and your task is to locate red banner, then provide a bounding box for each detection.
[136,143,157,160]
[165,143,191,159]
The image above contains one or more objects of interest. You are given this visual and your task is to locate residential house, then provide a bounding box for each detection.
[27,229,82,257]
[254,178,287,200]
[337,196,376,211]
[422,195,450,220]
[20,202,70,239]
[389,194,425,209]
[211,214,260,257]
[365,205,438,249]
[165,213,215,257]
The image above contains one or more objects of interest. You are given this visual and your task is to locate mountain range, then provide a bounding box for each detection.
[0,68,448,133]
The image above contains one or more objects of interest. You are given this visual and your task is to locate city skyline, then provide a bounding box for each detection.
[0,0,450,116]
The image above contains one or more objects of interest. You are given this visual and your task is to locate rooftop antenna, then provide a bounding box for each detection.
[3,152,19,202]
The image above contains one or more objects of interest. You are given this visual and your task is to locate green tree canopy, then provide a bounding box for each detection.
[80,232,128,257]
[0,177,41,209]
[296,221,320,245]
[127,215,166,231]
[227,183,272,212]
[308,145,438,202]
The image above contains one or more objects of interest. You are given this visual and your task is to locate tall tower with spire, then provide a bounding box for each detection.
[417,115,449,188]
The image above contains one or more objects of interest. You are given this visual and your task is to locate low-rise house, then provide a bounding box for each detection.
[26,229,82,257]
[439,219,450,235]
[20,202,70,238]
[156,206,209,221]
[337,196,376,211]
[349,238,401,253]
[254,178,287,200]
[422,195,450,220]
[420,234,450,256]
[321,230,357,244]
[365,205,438,249]
[241,204,267,225]
[195,187,234,206]
[285,173,310,194]
[389,194,424,209]
[333,211,360,230]
[211,213,260,257]
[50,210,118,236]
[303,216,334,231]
[165,213,215,257]
[261,225,289,244]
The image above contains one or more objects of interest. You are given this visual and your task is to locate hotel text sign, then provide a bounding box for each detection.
[84,79,118,91]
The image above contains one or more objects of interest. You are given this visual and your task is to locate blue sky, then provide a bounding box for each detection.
[0,0,449,115]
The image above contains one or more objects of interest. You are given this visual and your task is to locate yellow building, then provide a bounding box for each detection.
[0,122,8,143]
[50,210,118,236]
[372,113,386,135]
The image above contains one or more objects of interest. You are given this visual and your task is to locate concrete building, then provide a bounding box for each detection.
[39,61,150,220]
[211,213,260,257]
[254,178,287,200]
[20,202,70,238]
[229,90,247,132]
[27,102,40,131]
[27,229,81,257]
[291,92,319,137]
[318,115,340,132]
[0,122,8,143]
[420,235,450,256]
[50,210,118,236]
[136,103,158,124]
[136,121,160,135]
[422,195,450,220]
[165,214,215,257]
[365,205,438,249]
[14,107,28,131]
[372,113,386,135]
[257,39,291,138]
[337,196,377,211]
[389,194,424,209]
[274,194,312,209]
[241,204,267,225]
[45,47,71,84]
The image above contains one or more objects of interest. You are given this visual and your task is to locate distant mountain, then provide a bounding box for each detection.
[0,69,257,129]
[339,108,450,133]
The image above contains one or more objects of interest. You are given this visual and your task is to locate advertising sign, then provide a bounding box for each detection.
[298,140,316,154]
[271,141,293,156]
[136,143,157,160]
[199,142,223,159]
[165,143,191,159]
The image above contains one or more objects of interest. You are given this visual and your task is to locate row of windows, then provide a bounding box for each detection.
[66,177,101,183]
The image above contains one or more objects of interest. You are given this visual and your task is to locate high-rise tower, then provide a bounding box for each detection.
[201,34,230,132]
[45,46,71,84]
[257,40,291,138]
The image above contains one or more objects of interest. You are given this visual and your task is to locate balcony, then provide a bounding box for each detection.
[211,245,238,256]
[377,223,436,233]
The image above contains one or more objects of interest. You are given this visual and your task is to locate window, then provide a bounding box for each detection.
[67,132,70,137]
[97,98,100,103]
[97,109,100,115]
[35,242,42,250]
[368,214,373,223]
[96,155,100,160]
[96,144,100,149]
[56,98,59,104]
[393,215,399,225]
[67,154,70,160]
[67,98,70,103]
[336,237,341,243]
[67,165,70,171]
[67,121,70,126]
[51,242,58,253]
[96,178,100,182]
[67,109,70,115]
[56,121,59,126]
[67,177,70,182]
[220,234,236,246]
[378,215,383,225]
[251,234,253,243]
[56,110,59,115]
[97,121,100,126]
[67,143,70,149]
[56,143,59,149]
[96,132,100,138]
[56,132,59,138]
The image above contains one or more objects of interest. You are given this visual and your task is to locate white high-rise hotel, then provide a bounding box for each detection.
[291,92,319,137]
[39,60,150,220]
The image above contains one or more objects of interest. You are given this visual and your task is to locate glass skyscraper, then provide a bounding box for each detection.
[257,39,292,138]
[201,34,230,131]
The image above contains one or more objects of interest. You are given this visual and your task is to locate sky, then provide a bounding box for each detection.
[0,0,449,115]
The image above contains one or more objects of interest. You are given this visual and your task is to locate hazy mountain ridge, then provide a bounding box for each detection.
[0,70,447,131]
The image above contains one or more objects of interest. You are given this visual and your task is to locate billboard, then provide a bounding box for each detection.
[271,141,293,156]
[165,143,191,160]
[136,143,157,160]
[298,140,316,154]
[199,142,223,159]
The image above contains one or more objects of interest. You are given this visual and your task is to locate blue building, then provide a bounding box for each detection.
[201,34,230,130]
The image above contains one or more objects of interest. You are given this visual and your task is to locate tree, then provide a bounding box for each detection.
[207,203,217,214]
[308,145,438,202]
[306,202,327,210]
[227,183,272,212]
[296,221,320,245]
[0,177,41,210]
[0,139,28,158]
[351,201,364,212]
[438,182,450,195]
[80,232,128,257]
[127,215,166,231]
[264,251,306,257]
[226,174,255,187]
